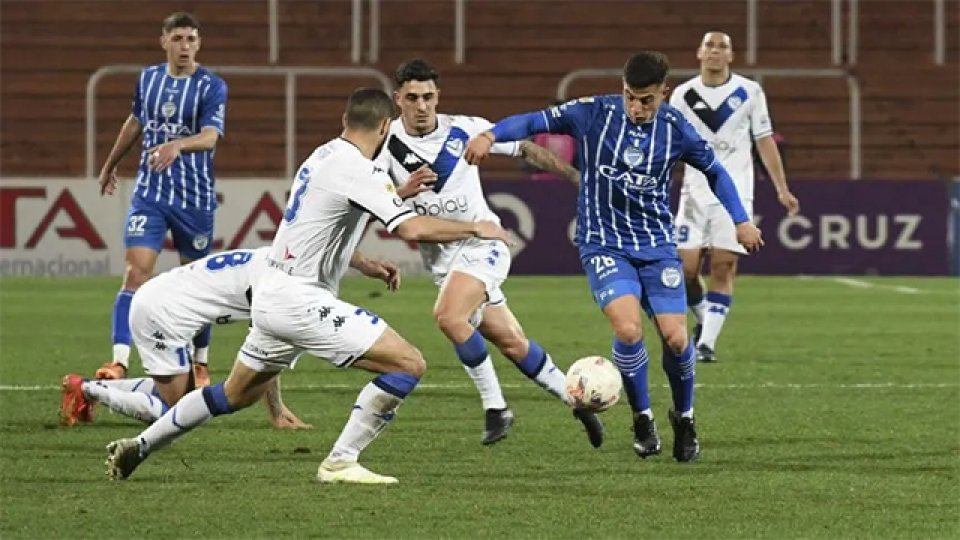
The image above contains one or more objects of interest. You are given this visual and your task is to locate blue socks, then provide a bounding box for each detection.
[111,289,134,346]
[516,340,547,378]
[613,338,650,412]
[454,330,488,368]
[201,383,234,416]
[662,342,695,414]
[372,372,420,398]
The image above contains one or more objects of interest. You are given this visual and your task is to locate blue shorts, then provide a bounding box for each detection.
[579,245,686,317]
[124,197,214,260]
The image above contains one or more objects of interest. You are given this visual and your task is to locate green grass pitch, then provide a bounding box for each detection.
[1,275,958,538]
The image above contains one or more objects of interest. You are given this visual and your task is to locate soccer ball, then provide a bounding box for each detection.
[565,356,622,412]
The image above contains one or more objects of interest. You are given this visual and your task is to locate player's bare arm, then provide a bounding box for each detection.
[754,135,799,215]
[465,131,496,165]
[350,252,402,291]
[148,126,220,173]
[518,140,581,185]
[98,114,143,196]
[395,216,512,245]
[396,164,438,199]
[262,377,312,430]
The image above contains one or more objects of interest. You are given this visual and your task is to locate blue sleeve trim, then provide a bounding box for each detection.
[705,164,750,224]
[490,111,549,142]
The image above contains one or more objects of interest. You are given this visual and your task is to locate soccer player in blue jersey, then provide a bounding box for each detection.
[96,12,227,386]
[465,51,763,462]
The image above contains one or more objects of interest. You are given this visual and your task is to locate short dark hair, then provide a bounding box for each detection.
[623,52,670,89]
[394,58,440,87]
[163,12,200,33]
[345,88,394,130]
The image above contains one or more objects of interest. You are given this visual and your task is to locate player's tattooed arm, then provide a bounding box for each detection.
[263,377,312,430]
[518,140,581,186]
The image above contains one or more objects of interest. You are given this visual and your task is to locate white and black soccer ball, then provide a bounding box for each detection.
[564,356,622,413]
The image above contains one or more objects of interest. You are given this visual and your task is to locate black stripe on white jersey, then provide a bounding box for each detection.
[348,199,413,228]
[387,135,430,174]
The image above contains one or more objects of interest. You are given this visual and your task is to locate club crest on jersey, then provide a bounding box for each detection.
[445,138,464,157]
[192,235,209,251]
[161,101,177,119]
[726,95,743,110]
[660,267,682,288]
[623,146,645,168]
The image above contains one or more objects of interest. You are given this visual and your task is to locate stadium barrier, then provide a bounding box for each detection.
[0,178,951,277]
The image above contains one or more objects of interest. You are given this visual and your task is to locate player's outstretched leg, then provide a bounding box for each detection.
[435,273,512,445]
[318,328,424,485]
[80,377,168,425]
[105,358,274,480]
[317,376,414,485]
[660,338,699,463]
[611,338,661,458]
[479,305,604,448]
[453,330,512,445]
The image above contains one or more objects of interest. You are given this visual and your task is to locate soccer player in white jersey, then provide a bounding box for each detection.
[95,12,228,386]
[60,247,405,429]
[105,88,512,484]
[670,31,799,363]
[375,59,603,447]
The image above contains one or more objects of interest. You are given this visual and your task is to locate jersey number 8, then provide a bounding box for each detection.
[206,250,254,271]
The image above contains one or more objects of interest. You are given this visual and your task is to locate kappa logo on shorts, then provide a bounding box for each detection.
[192,235,209,251]
[660,267,682,288]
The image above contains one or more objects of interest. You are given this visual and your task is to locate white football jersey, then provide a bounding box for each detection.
[270,138,415,294]
[143,247,271,327]
[375,114,520,274]
[670,73,773,204]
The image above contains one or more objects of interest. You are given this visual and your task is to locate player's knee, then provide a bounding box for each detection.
[610,319,643,344]
[433,305,468,336]
[661,326,688,354]
[395,344,427,379]
[710,259,737,282]
[122,263,152,290]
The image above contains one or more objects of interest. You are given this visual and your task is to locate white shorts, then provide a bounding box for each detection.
[238,277,388,373]
[675,195,753,254]
[130,284,198,377]
[431,238,510,326]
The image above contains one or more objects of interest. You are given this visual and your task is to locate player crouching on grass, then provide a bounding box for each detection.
[60,246,401,429]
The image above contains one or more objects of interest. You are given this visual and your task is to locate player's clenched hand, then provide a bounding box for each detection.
[736,222,764,253]
[397,165,437,199]
[778,190,800,216]
[98,167,119,196]
[147,140,182,172]
[473,220,515,246]
[271,406,313,430]
[464,132,495,165]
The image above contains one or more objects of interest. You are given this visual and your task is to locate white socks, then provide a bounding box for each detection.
[83,380,166,424]
[463,356,507,410]
[327,382,404,463]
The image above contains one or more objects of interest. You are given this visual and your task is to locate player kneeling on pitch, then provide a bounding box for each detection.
[61,247,314,429]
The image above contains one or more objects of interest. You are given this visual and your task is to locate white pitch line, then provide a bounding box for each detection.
[797,275,927,295]
[1,382,956,392]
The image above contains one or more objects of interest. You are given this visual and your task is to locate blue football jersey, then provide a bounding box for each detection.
[131,64,227,211]
[538,95,720,260]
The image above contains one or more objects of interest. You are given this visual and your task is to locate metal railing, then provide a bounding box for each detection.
[85,65,392,179]
[556,67,862,179]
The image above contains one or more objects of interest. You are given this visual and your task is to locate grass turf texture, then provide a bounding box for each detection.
[1,275,958,538]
